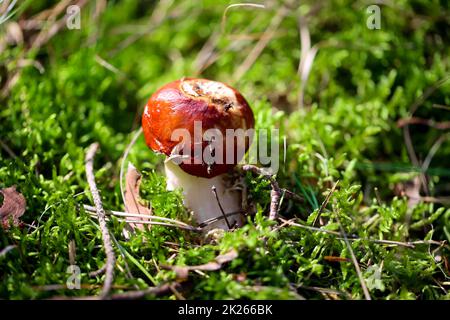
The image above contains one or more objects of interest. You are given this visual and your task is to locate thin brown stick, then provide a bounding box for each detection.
[281,188,304,203]
[432,104,450,111]
[111,218,200,231]
[403,75,450,195]
[85,143,116,299]
[0,139,17,159]
[37,284,130,292]
[269,188,281,221]
[0,245,17,257]
[68,239,76,266]
[89,265,107,278]
[169,283,186,300]
[278,217,447,249]
[242,164,281,220]
[313,180,339,226]
[120,128,143,207]
[109,282,179,300]
[211,186,232,229]
[334,213,371,300]
[419,196,450,205]
[403,125,430,196]
[296,284,352,299]
[48,282,179,300]
[397,117,450,130]
[83,205,200,231]
[198,211,244,228]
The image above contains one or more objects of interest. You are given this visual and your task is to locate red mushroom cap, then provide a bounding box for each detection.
[142,78,255,178]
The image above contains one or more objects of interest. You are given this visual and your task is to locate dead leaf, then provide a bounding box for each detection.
[163,249,238,281]
[0,186,26,229]
[123,163,152,231]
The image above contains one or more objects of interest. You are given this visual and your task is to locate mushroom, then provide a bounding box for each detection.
[142,78,254,230]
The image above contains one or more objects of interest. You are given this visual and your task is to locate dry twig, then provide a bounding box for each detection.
[397,117,450,130]
[334,214,371,300]
[278,217,447,249]
[402,75,450,195]
[161,249,238,281]
[89,265,107,278]
[313,180,339,226]
[83,205,201,232]
[0,139,17,159]
[85,143,116,299]
[242,164,281,220]
[211,185,232,229]
[49,282,180,300]
[109,282,180,300]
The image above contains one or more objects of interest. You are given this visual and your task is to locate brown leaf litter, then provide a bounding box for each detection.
[0,186,26,228]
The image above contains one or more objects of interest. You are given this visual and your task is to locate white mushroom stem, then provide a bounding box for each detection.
[164,160,243,231]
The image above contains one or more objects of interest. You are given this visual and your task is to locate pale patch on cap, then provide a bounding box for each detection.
[180,79,238,111]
